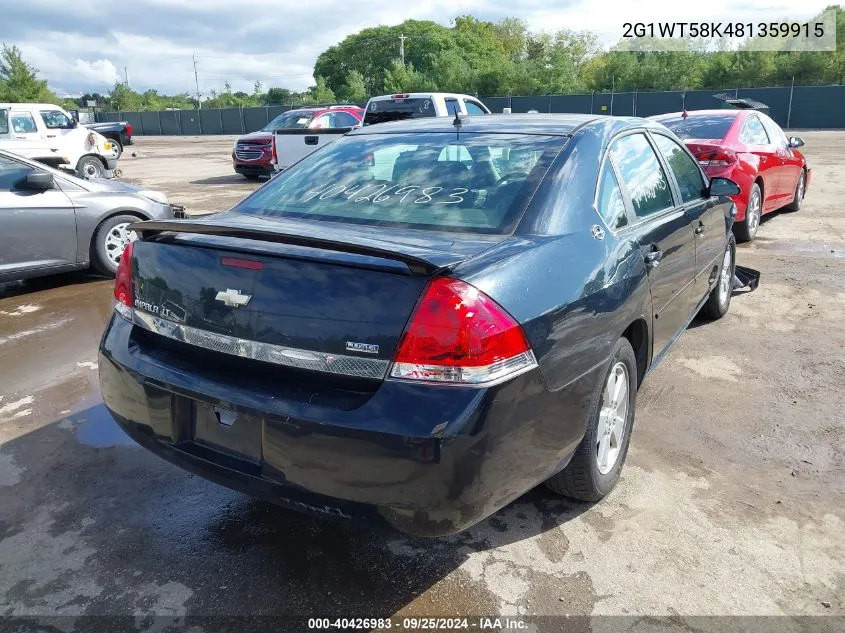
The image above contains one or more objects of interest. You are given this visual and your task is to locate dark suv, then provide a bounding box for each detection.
[232,106,363,179]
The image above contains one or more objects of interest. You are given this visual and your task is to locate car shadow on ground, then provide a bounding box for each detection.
[0,272,107,298]
[190,175,266,186]
[0,404,595,618]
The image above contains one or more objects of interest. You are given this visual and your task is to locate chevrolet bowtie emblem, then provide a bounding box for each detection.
[215,288,252,308]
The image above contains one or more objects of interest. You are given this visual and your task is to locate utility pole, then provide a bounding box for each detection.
[124,66,129,87]
[399,34,408,65]
[192,53,202,109]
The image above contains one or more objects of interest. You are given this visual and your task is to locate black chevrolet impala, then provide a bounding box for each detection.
[99,114,739,536]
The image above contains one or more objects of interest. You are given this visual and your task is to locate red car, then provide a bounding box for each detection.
[232,105,363,180]
[652,109,810,242]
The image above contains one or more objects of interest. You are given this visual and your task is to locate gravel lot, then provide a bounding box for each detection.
[0,133,843,629]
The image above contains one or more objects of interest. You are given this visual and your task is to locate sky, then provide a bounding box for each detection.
[0,0,833,97]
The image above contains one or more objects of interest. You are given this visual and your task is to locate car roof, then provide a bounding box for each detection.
[0,103,66,109]
[350,113,663,137]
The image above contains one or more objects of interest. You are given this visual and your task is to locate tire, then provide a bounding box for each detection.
[91,214,140,276]
[784,170,806,212]
[110,138,123,159]
[699,235,736,321]
[734,183,761,243]
[77,155,105,179]
[545,338,637,502]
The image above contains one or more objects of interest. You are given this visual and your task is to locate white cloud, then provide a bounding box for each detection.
[1,0,835,96]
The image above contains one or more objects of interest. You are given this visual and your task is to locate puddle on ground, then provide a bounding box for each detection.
[753,239,844,258]
[74,404,136,448]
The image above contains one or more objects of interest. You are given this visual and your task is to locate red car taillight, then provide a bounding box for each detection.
[695,149,737,168]
[113,242,134,319]
[271,136,277,164]
[126,123,133,137]
[390,278,536,385]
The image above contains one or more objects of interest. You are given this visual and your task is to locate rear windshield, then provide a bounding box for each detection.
[263,111,314,130]
[364,98,437,125]
[654,113,736,140]
[234,132,566,234]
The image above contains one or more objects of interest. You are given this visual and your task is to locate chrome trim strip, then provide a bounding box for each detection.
[128,309,389,379]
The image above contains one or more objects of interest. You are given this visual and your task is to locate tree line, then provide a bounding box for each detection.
[1,6,843,112]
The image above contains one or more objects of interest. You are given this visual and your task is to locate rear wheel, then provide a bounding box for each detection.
[92,214,139,276]
[700,235,736,321]
[734,183,761,242]
[784,170,806,212]
[77,155,105,179]
[545,337,637,502]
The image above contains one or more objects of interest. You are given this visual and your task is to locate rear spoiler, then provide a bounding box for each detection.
[130,220,441,275]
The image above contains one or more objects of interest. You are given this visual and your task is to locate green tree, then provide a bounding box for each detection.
[266,87,293,105]
[108,81,142,111]
[307,76,336,104]
[0,44,57,102]
[382,60,434,93]
[341,70,368,103]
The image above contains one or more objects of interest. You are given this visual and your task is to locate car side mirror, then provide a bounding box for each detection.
[788,136,805,148]
[707,177,741,197]
[23,171,55,190]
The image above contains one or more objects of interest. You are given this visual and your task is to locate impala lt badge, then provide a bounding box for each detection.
[346,341,379,354]
[215,289,252,308]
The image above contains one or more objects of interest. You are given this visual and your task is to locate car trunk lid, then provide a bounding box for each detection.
[128,213,502,378]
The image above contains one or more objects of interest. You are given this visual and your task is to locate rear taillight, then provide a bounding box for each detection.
[113,242,134,320]
[695,149,737,168]
[390,278,537,385]
[126,124,133,137]
[271,136,277,164]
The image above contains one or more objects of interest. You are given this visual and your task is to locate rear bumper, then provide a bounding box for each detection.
[99,314,597,536]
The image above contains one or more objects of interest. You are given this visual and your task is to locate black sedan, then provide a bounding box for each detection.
[99,114,739,537]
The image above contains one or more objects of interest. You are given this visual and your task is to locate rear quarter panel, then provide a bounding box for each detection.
[457,233,651,393]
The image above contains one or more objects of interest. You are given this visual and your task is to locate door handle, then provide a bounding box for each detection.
[760,156,767,163]
[643,246,663,269]
[304,136,318,146]
[46,134,57,138]
[694,222,705,236]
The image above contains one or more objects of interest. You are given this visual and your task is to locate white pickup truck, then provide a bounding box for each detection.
[0,103,119,178]
[270,94,491,173]
[363,93,491,125]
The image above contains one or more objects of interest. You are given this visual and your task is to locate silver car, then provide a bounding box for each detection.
[0,149,180,282]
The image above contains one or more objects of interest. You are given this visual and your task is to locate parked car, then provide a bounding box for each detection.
[0,149,180,282]
[0,103,120,178]
[233,106,363,179]
[650,109,809,242]
[100,114,739,537]
[363,92,491,125]
[84,120,133,158]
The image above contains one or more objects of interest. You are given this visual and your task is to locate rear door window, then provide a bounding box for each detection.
[11,112,37,134]
[739,115,770,145]
[235,132,566,234]
[652,134,706,203]
[597,160,629,230]
[0,109,8,135]
[333,112,360,127]
[609,133,675,218]
[364,98,436,125]
[444,98,460,116]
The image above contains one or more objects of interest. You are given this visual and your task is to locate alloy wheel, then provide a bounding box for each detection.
[596,362,629,475]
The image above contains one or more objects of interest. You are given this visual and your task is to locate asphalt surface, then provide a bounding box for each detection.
[0,134,843,629]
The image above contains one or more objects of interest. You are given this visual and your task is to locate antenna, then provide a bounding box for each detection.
[192,53,202,109]
[452,109,462,140]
